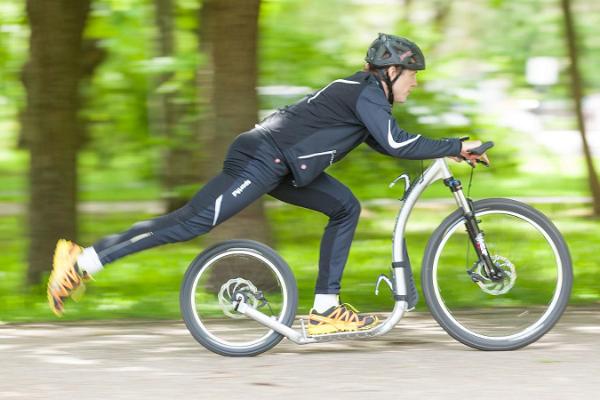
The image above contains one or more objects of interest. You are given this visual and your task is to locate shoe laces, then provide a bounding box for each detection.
[340,302,360,314]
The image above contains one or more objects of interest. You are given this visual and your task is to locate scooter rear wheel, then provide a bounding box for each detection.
[180,240,298,357]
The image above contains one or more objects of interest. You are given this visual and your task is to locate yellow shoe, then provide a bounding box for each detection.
[47,239,87,317]
[307,303,379,336]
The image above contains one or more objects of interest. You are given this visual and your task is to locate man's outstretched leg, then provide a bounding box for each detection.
[47,172,236,316]
[48,144,289,316]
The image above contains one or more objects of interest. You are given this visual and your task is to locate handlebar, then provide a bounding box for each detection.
[467,141,494,156]
[461,140,494,167]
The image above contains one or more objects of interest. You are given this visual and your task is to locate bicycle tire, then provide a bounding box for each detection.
[180,239,298,356]
[421,198,572,350]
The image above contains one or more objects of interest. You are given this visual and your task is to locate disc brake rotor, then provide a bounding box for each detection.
[217,278,259,319]
[474,255,517,295]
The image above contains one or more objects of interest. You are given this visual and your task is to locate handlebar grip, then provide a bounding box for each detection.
[467,141,494,155]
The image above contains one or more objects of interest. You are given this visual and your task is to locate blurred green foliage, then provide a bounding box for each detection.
[1,0,599,320]
[3,0,599,193]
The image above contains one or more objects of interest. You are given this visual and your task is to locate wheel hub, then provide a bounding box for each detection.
[474,255,517,295]
[217,278,259,319]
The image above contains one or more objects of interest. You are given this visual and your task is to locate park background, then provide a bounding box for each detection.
[1,0,599,322]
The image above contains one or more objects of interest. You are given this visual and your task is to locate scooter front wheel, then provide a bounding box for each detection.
[180,240,298,357]
[421,198,572,350]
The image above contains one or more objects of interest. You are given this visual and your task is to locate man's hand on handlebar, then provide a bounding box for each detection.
[450,140,490,167]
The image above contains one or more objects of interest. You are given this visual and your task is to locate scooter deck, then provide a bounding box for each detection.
[299,318,380,342]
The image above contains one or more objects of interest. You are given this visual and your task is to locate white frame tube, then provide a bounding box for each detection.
[392,158,453,263]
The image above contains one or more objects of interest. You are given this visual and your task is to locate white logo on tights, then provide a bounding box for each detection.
[232,180,251,197]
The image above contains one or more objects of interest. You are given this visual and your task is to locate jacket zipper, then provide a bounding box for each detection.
[297,150,337,165]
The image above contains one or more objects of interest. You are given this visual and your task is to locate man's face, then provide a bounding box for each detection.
[391,68,418,103]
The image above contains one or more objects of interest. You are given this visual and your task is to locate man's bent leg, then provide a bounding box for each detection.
[268,173,361,294]
[268,174,378,334]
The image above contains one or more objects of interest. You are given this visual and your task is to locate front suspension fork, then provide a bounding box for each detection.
[443,177,504,281]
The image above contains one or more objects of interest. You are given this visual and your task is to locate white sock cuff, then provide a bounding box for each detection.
[313,294,339,313]
[76,246,103,275]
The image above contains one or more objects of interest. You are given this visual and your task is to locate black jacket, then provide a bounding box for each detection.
[256,71,462,187]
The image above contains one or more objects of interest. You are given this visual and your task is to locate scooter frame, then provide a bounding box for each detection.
[233,157,470,344]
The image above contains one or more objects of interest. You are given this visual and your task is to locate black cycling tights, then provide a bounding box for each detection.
[92,129,361,294]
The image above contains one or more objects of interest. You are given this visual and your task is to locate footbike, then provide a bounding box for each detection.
[180,142,572,356]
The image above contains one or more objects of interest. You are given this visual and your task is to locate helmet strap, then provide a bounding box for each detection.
[379,67,402,105]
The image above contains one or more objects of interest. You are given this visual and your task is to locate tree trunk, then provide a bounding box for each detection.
[196,0,217,182]
[153,0,203,212]
[199,0,272,244]
[25,0,91,284]
[560,0,600,216]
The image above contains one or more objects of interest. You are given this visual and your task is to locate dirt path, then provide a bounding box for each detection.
[1,307,599,399]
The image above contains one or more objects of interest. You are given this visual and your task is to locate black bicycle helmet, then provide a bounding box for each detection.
[365,33,425,104]
[365,33,426,70]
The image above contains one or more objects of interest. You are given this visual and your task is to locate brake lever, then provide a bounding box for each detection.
[476,158,489,167]
[462,157,474,168]
[461,156,489,168]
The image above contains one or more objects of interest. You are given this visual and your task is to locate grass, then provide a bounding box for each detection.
[1,200,598,323]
